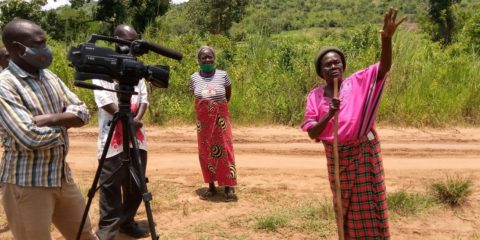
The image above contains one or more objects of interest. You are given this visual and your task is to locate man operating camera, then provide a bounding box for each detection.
[93,24,149,240]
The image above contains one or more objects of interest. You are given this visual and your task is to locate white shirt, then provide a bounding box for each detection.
[93,79,149,159]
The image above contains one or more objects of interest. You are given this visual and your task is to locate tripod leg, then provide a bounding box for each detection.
[122,151,147,224]
[77,115,122,240]
[124,115,158,240]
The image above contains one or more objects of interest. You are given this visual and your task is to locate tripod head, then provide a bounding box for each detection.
[73,80,138,115]
[116,84,138,114]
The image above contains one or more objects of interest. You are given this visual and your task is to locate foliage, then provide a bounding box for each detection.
[41,4,104,43]
[0,0,47,28]
[461,3,480,53]
[185,0,248,35]
[152,4,192,36]
[70,0,87,9]
[94,0,169,34]
[46,24,480,126]
[228,0,423,37]
[430,176,473,207]
[130,0,169,34]
[3,0,480,126]
[422,0,462,47]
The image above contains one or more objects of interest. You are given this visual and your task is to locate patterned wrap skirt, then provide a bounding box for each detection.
[194,99,237,186]
[323,130,389,239]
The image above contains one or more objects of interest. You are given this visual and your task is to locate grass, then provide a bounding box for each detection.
[387,190,436,217]
[254,199,336,238]
[473,233,480,240]
[49,27,480,127]
[430,176,473,207]
[0,172,477,239]
[255,214,289,231]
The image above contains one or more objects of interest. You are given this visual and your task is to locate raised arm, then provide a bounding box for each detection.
[377,7,406,82]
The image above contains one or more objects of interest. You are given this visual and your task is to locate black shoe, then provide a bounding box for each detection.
[119,222,149,238]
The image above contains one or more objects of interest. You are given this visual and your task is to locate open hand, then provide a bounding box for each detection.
[380,7,406,38]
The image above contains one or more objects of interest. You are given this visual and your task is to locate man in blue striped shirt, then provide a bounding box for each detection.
[0,19,96,239]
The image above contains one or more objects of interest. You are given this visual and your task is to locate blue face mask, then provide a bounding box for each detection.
[15,42,53,69]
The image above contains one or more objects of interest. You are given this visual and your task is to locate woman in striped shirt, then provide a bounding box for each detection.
[301,8,405,239]
[189,46,237,202]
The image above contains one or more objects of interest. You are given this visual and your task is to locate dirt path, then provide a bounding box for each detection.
[1,126,480,239]
[68,126,480,171]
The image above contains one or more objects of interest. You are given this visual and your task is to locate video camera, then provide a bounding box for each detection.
[67,34,183,89]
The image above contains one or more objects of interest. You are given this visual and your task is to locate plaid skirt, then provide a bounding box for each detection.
[323,131,389,239]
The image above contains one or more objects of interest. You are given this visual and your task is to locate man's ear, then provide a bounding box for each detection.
[11,41,26,56]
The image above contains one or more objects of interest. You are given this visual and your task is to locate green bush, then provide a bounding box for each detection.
[430,176,473,207]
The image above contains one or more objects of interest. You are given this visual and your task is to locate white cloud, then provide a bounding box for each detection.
[43,0,70,10]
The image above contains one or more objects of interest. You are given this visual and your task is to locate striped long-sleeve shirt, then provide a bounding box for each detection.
[0,61,90,187]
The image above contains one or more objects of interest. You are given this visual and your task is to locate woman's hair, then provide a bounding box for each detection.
[314,46,346,78]
[197,46,215,60]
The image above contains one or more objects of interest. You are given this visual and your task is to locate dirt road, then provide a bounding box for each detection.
[1,126,480,239]
[68,126,480,171]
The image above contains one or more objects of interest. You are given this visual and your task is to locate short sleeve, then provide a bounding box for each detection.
[350,63,382,90]
[301,88,322,132]
[137,79,149,105]
[93,79,115,108]
[224,72,231,87]
[189,73,196,91]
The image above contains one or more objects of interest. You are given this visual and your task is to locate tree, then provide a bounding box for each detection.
[0,0,47,29]
[463,6,480,53]
[425,0,462,47]
[41,5,103,43]
[70,0,87,9]
[186,0,249,35]
[95,0,169,34]
[131,0,169,34]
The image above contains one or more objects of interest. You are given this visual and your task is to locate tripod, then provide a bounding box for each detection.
[77,84,158,240]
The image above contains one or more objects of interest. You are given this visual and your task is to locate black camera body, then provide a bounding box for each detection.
[67,34,182,89]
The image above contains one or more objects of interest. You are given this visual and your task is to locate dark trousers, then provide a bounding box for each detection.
[96,149,147,240]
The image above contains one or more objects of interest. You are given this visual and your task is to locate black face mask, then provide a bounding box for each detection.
[15,42,53,69]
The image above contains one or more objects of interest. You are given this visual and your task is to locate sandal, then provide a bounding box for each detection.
[200,188,217,200]
[224,187,237,202]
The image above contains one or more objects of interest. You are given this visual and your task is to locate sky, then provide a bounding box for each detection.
[43,0,189,10]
